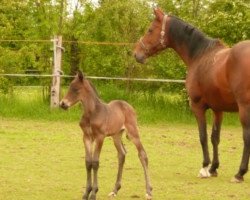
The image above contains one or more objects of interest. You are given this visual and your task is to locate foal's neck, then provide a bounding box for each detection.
[81,81,102,115]
[82,96,102,115]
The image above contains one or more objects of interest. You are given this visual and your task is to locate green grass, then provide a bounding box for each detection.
[0,85,241,126]
[0,87,81,121]
[0,118,250,200]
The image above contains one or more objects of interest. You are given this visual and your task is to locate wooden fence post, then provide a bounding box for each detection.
[50,35,63,108]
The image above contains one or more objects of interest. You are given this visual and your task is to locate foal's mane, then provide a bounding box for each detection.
[85,79,100,99]
[169,16,221,58]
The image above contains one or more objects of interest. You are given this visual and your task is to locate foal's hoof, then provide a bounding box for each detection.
[146,193,152,200]
[89,194,96,200]
[231,176,244,183]
[108,192,117,197]
[198,167,211,178]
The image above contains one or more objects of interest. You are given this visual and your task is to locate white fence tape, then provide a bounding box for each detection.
[0,73,185,83]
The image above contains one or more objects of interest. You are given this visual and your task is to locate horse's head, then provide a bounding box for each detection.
[134,8,171,63]
[60,71,85,110]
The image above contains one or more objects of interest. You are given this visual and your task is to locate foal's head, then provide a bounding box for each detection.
[134,8,171,63]
[60,71,98,110]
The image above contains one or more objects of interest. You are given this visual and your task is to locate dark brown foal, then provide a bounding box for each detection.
[60,71,152,200]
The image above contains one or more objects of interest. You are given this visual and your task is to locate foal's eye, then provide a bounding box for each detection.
[148,29,153,34]
[71,88,79,94]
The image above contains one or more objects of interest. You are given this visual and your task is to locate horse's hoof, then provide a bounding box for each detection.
[108,192,117,197]
[146,193,152,200]
[231,176,244,183]
[198,167,211,178]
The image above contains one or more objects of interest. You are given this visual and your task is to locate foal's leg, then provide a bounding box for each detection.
[209,111,223,176]
[232,104,250,182]
[126,123,152,200]
[89,135,104,200]
[82,133,93,200]
[109,132,126,197]
[191,105,211,178]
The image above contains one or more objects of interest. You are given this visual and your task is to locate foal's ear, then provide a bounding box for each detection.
[77,70,85,82]
[154,7,164,21]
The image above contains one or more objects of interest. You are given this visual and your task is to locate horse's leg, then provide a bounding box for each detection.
[232,104,250,183]
[109,131,126,197]
[89,135,104,200]
[191,105,211,178]
[209,111,223,177]
[126,123,152,200]
[82,133,93,200]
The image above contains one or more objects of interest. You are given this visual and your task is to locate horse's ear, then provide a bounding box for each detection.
[154,7,164,21]
[77,70,84,82]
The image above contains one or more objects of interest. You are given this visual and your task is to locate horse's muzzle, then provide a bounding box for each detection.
[134,52,145,64]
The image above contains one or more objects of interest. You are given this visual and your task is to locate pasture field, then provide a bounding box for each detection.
[1,117,250,200]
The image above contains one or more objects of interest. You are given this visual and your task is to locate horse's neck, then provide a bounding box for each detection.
[170,43,193,66]
[168,18,222,66]
[170,39,224,67]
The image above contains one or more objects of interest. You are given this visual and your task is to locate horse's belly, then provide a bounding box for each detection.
[209,101,238,112]
[206,90,238,112]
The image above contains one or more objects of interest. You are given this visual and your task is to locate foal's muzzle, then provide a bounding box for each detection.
[59,100,69,110]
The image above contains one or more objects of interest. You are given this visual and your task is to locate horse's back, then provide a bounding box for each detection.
[230,40,250,67]
[227,40,250,104]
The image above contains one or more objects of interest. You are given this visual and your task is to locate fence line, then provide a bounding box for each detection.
[0,39,134,46]
[0,39,52,43]
[0,73,185,83]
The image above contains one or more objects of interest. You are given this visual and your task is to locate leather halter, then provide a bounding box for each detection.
[139,14,168,53]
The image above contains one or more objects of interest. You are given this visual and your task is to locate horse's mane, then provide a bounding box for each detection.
[169,16,220,58]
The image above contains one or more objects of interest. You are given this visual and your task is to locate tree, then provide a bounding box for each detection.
[63,0,152,79]
[203,0,250,45]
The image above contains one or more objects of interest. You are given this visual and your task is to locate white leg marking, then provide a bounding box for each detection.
[198,167,211,178]
[108,191,116,197]
[146,193,152,200]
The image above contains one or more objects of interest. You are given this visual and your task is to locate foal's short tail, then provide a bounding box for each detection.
[118,100,140,140]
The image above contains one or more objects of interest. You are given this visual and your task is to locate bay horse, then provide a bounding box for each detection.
[134,8,250,183]
[59,71,152,200]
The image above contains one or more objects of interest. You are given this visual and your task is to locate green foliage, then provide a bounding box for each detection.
[0,0,249,95]
[203,0,250,45]
[0,77,12,94]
